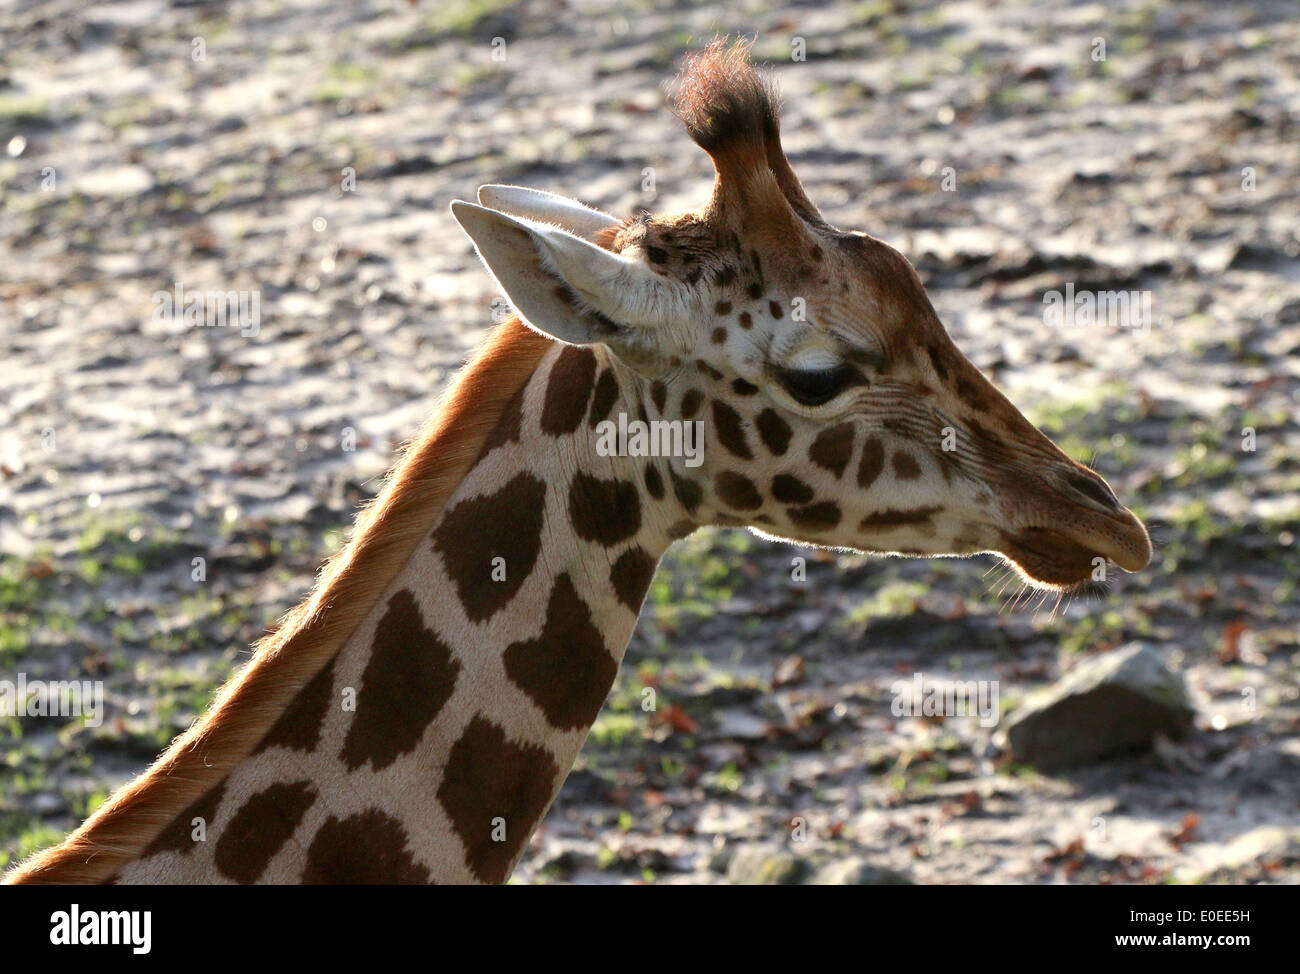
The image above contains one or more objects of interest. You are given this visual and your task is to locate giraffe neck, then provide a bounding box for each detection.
[109,337,682,883]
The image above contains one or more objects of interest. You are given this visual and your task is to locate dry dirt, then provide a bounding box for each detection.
[1,0,1297,883]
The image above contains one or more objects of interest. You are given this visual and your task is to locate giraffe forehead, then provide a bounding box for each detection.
[623,214,943,373]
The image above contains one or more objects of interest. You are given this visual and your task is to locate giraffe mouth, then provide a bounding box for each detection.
[999,522,1149,588]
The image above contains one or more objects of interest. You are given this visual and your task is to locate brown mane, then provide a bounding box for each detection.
[7,316,551,884]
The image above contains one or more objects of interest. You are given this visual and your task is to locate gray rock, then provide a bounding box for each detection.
[813,858,914,885]
[726,845,912,885]
[1178,827,1300,884]
[707,847,734,875]
[726,846,813,885]
[715,708,770,740]
[1216,827,1300,867]
[1001,642,1195,770]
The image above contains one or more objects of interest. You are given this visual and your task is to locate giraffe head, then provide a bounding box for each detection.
[451,40,1150,591]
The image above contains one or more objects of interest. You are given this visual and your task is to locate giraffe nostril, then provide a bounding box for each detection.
[1062,470,1121,511]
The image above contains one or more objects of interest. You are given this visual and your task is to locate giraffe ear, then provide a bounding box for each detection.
[450,200,685,356]
[475,185,620,242]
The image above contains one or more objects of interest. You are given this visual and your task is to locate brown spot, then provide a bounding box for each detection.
[587,368,619,428]
[771,474,814,504]
[747,282,763,299]
[142,782,227,858]
[967,416,996,446]
[768,300,783,319]
[303,809,432,884]
[788,501,842,531]
[669,468,703,513]
[809,422,855,478]
[541,346,597,436]
[738,311,753,329]
[681,388,704,419]
[650,380,667,413]
[955,375,991,411]
[477,382,525,460]
[645,464,665,499]
[732,377,759,396]
[892,451,922,480]
[926,343,949,381]
[340,590,460,771]
[756,408,792,456]
[569,471,641,547]
[714,470,763,510]
[810,244,824,261]
[215,781,316,884]
[712,400,753,459]
[696,360,724,381]
[433,472,546,623]
[646,245,669,265]
[857,436,885,489]
[860,506,941,529]
[255,658,336,754]
[715,265,737,287]
[715,300,732,315]
[711,327,727,344]
[667,518,696,539]
[610,546,657,611]
[437,715,560,884]
[504,574,618,729]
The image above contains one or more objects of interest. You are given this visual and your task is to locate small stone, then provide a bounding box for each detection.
[707,847,734,874]
[726,845,814,885]
[814,858,913,885]
[1218,827,1300,867]
[1000,642,1195,770]
[715,708,770,740]
[773,653,805,687]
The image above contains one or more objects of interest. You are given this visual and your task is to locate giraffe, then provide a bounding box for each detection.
[6,40,1150,885]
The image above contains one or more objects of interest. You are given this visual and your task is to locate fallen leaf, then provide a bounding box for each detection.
[1220,620,1247,664]
[656,704,699,735]
[1168,812,1200,849]
[773,654,805,687]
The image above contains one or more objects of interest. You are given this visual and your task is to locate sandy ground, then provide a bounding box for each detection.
[0,0,1297,883]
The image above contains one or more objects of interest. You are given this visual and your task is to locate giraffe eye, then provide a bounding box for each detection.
[777,364,855,406]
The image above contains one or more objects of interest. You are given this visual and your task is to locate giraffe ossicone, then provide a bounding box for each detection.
[7,39,1150,886]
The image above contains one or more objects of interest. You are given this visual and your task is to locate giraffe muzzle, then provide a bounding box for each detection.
[1000,504,1151,588]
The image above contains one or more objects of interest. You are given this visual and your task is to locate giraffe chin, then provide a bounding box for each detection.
[998,526,1110,590]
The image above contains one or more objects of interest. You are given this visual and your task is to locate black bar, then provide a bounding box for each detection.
[0,883,1280,960]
